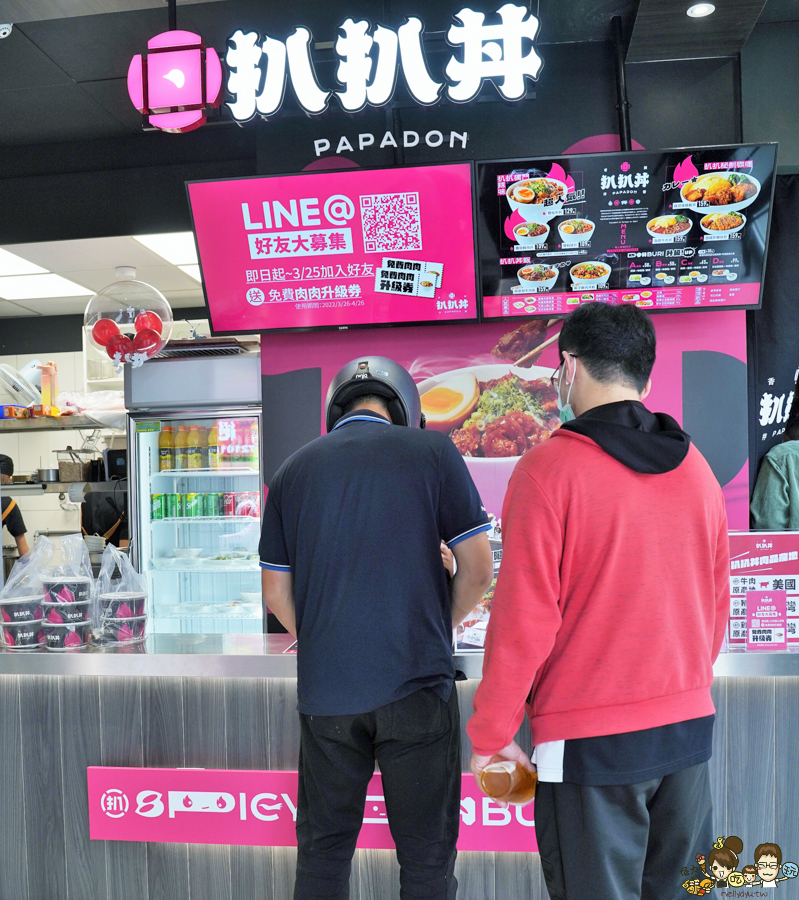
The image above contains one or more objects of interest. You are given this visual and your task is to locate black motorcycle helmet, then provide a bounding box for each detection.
[325,356,425,432]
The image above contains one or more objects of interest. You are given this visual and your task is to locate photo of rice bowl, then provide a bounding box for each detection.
[513,221,550,245]
[517,265,558,291]
[417,365,560,470]
[569,261,611,286]
[558,219,595,244]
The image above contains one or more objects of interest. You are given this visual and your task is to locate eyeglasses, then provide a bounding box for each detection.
[550,353,577,389]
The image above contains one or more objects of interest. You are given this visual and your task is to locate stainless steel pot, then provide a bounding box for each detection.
[36,468,59,483]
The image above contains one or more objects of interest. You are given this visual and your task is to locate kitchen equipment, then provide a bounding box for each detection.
[56,448,92,483]
[102,448,128,481]
[36,468,59,483]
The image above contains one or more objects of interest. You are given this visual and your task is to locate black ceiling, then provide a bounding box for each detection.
[0,0,794,147]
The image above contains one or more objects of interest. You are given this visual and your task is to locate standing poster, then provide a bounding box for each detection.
[729,531,799,649]
[477,144,777,319]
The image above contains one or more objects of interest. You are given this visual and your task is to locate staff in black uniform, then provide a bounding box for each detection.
[260,357,494,900]
[1,455,30,557]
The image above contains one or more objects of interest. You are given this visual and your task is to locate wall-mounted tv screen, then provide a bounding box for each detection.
[477,143,777,319]
[188,163,479,334]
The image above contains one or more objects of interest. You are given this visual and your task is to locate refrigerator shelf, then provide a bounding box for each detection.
[153,516,258,525]
[151,468,260,480]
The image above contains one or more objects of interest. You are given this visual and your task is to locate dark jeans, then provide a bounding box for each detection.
[535,761,714,900]
[294,686,461,900]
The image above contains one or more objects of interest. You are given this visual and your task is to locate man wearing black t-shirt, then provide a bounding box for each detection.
[260,357,494,900]
[1,454,29,557]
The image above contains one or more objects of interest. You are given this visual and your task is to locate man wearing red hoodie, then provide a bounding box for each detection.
[467,302,729,900]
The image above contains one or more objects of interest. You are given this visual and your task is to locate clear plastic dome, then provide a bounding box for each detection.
[83,280,173,369]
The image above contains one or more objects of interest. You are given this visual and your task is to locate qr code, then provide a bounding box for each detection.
[360,193,422,253]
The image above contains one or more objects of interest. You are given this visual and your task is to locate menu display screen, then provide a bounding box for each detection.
[188,164,478,334]
[477,144,777,319]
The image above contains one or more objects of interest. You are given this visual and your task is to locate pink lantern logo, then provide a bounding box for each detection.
[127,31,223,133]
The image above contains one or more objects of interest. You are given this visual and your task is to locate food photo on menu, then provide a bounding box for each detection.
[477,143,777,320]
[414,317,563,650]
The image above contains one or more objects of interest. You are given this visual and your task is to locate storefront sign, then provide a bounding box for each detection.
[313,129,469,157]
[187,163,478,333]
[88,767,537,852]
[478,144,777,317]
[729,532,799,649]
[225,5,542,123]
[127,30,223,133]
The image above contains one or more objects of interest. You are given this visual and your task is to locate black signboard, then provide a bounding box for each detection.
[477,143,777,320]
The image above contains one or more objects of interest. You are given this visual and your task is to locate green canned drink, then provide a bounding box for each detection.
[151,494,164,520]
[203,492,218,517]
[166,493,181,518]
[184,493,202,517]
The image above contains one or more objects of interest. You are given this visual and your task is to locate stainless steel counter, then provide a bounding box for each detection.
[0,635,793,678]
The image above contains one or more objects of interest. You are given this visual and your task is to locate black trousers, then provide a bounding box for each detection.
[294,686,461,900]
[535,761,714,900]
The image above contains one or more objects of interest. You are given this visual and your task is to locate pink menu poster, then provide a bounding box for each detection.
[188,164,478,333]
[729,532,799,648]
[745,589,788,651]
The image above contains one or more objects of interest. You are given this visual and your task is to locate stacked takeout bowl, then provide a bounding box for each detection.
[41,575,92,650]
[94,592,147,646]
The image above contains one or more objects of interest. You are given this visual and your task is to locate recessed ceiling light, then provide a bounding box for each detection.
[687,3,715,16]
[178,264,202,282]
[134,232,198,266]
[0,248,48,277]
[0,274,94,301]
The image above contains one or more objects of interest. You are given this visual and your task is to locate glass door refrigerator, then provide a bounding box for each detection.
[126,351,264,635]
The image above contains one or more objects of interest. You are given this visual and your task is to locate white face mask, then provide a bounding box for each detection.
[556,356,577,423]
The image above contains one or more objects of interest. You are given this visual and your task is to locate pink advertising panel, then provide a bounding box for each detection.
[729,532,799,649]
[261,311,748,650]
[187,164,479,334]
[745,590,787,651]
[88,767,536,852]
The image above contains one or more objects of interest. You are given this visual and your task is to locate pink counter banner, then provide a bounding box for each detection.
[729,532,799,649]
[187,164,478,333]
[88,767,537,852]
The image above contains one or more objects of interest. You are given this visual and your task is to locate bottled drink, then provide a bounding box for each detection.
[158,425,174,471]
[174,425,189,470]
[479,761,537,805]
[198,426,209,469]
[187,425,203,470]
[250,419,260,468]
[207,422,219,469]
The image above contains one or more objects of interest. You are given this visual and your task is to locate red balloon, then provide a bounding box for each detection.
[106,334,134,363]
[133,328,162,358]
[135,311,163,334]
[91,318,120,347]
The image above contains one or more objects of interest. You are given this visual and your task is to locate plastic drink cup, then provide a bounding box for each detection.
[479,761,537,805]
[151,494,164,520]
